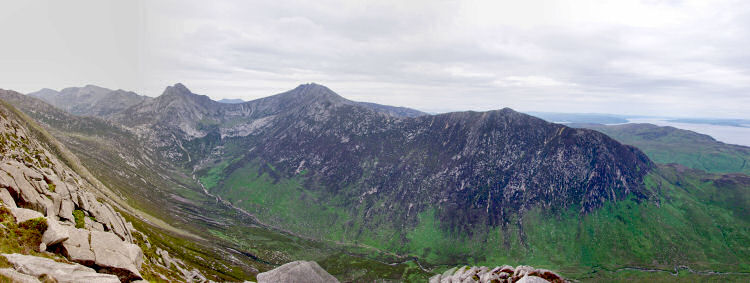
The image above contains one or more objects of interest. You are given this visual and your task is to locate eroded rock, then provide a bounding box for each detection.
[517,275,550,283]
[0,187,16,208]
[41,217,70,247]
[256,261,339,283]
[90,230,143,281]
[2,253,119,283]
[430,264,568,283]
[60,226,95,265]
[9,207,43,224]
[0,267,40,283]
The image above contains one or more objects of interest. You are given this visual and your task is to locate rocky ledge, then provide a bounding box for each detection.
[430,265,567,283]
[1,253,121,283]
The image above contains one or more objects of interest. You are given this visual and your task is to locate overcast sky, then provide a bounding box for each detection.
[1,0,749,118]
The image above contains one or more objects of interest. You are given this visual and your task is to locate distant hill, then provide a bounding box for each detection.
[527,112,629,124]
[574,123,750,175]
[28,85,150,117]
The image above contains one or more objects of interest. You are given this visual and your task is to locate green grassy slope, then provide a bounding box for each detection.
[200,158,750,281]
[579,123,750,175]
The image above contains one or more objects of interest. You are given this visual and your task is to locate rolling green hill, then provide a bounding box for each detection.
[576,123,750,175]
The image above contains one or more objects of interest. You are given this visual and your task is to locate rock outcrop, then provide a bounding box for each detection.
[256,261,339,283]
[0,97,143,281]
[2,253,120,283]
[429,265,567,283]
[0,267,40,283]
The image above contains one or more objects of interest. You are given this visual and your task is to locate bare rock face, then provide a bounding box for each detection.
[0,267,40,283]
[0,187,15,208]
[41,217,69,246]
[59,226,96,265]
[2,253,120,283]
[256,261,339,283]
[516,276,550,283]
[90,230,144,281]
[429,265,567,283]
[9,207,44,223]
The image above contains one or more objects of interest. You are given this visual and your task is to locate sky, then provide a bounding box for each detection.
[1,0,749,118]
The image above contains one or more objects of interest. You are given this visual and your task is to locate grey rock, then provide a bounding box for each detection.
[513,265,535,279]
[1,162,46,213]
[60,226,96,264]
[41,218,70,246]
[0,187,16,208]
[257,261,339,283]
[431,264,565,283]
[9,207,44,223]
[517,275,549,283]
[90,230,143,281]
[56,198,75,223]
[2,253,119,283]
[84,216,105,231]
[0,267,41,283]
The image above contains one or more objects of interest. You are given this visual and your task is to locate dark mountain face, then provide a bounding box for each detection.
[28,85,150,117]
[100,84,650,242]
[220,104,652,233]
[32,83,654,234]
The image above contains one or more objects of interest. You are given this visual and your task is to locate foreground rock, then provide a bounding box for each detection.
[0,267,40,283]
[9,207,43,224]
[0,93,145,281]
[89,230,144,281]
[256,261,339,283]
[2,253,120,283]
[430,265,567,283]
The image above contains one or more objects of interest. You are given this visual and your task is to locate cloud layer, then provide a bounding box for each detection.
[2,0,749,118]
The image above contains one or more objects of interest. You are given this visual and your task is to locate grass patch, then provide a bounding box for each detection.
[72,210,84,228]
[0,206,48,255]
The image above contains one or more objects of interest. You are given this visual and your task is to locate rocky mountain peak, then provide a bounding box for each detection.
[285,83,347,103]
[161,83,193,97]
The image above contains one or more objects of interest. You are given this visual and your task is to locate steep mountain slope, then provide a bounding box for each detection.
[574,123,750,175]
[119,84,659,265]
[28,85,150,118]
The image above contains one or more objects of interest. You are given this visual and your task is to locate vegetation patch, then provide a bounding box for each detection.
[72,209,85,228]
[0,206,48,255]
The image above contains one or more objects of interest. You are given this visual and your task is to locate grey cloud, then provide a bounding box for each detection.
[1,0,749,118]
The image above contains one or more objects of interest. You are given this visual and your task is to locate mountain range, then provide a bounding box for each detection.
[1,83,747,282]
